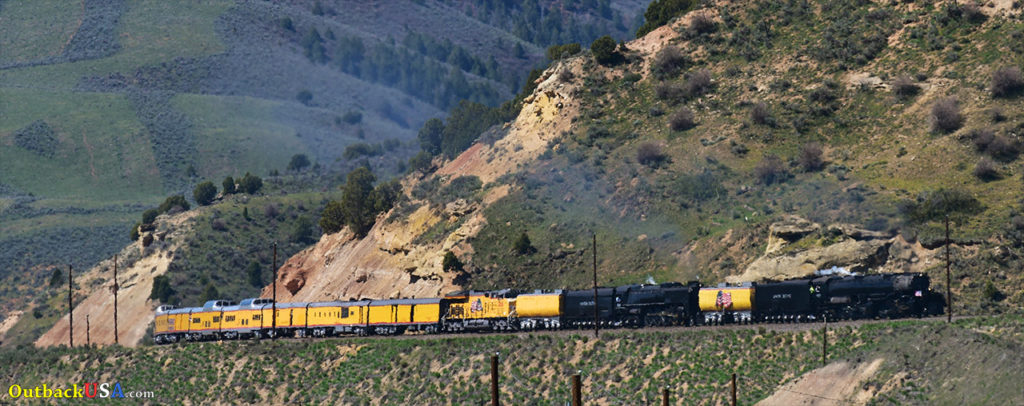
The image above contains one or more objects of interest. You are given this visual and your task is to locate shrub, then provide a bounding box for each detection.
[636,0,695,37]
[973,158,1001,181]
[798,142,825,172]
[130,222,141,241]
[344,142,384,160]
[558,69,575,83]
[287,154,311,171]
[222,176,235,195]
[651,46,687,78]
[193,181,217,206]
[513,232,534,255]
[339,167,378,237]
[590,35,618,65]
[247,261,263,288]
[689,12,716,36]
[750,102,775,127]
[239,172,263,194]
[48,268,62,288]
[754,154,788,185]
[891,75,920,98]
[211,218,227,231]
[930,97,963,133]
[296,90,313,105]
[442,251,463,272]
[991,66,1024,98]
[417,118,444,155]
[899,188,983,223]
[968,128,995,151]
[683,69,713,98]
[962,1,987,24]
[13,120,58,158]
[669,106,696,131]
[290,216,314,244]
[655,82,686,103]
[546,43,581,60]
[341,110,362,125]
[674,170,725,202]
[150,275,174,302]
[441,101,501,159]
[142,209,158,226]
[983,280,1002,301]
[158,195,190,214]
[637,142,669,168]
[808,80,840,103]
[200,283,220,303]
[408,151,433,174]
[264,204,279,219]
[986,135,1020,161]
[278,17,295,32]
[319,200,345,234]
[437,176,482,203]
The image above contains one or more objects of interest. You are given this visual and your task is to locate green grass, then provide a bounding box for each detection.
[3,315,1022,404]
[0,0,81,65]
[0,0,229,89]
[0,88,162,202]
[172,94,314,179]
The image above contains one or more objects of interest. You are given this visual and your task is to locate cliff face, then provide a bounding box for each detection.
[34,211,199,347]
[265,57,586,302]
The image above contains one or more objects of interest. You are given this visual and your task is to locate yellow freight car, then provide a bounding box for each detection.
[698,285,755,324]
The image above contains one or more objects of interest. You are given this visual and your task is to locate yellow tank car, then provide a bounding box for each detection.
[514,291,563,329]
[699,285,755,324]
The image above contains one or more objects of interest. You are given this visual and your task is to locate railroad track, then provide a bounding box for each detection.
[190,315,972,345]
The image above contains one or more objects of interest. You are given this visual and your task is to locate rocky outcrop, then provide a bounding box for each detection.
[764,215,821,255]
[265,58,583,303]
[730,215,942,282]
[34,211,199,347]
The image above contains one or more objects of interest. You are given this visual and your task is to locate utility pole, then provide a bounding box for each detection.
[572,373,582,406]
[946,215,952,323]
[731,373,737,406]
[68,265,73,348]
[86,315,91,346]
[822,316,828,366]
[662,387,669,406]
[272,241,278,339]
[592,233,599,339]
[490,353,499,406]
[113,255,119,345]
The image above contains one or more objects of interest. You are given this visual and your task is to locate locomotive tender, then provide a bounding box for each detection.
[153,272,944,344]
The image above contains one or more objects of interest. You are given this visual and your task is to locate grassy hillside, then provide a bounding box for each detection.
[0,0,647,316]
[3,315,1021,404]
[433,1,1024,315]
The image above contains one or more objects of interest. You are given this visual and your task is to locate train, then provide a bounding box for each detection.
[152,272,946,344]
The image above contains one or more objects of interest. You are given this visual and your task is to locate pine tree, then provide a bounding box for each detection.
[513,232,534,255]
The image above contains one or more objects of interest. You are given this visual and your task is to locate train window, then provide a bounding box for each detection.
[342,308,349,318]
[213,316,221,322]
[225,316,235,322]
[192,318,200,323]
[253,315,260,320]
